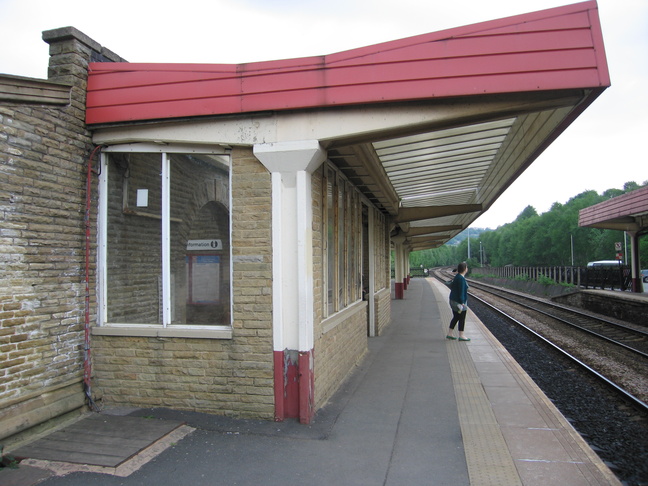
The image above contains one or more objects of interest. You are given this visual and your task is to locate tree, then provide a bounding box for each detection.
[421,182,647,269]
[516,205,538,221]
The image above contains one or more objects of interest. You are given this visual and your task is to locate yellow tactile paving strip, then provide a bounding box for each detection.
[434,282,522,485]
[430,278,621,486]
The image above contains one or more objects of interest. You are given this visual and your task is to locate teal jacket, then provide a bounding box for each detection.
[449,274,468,305]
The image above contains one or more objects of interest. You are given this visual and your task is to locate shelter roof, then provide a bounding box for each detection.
[86,1,610,250]
[579,186,648,234]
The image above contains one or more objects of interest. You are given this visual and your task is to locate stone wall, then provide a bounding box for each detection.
[473,276,576,299]
[374,288,393,336]
[312,165,324,333]
[374,210,392,336]
[0,27,124,443]
[314,304,368,408]
[554,291,647,327]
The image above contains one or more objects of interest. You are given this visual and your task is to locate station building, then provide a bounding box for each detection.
[0,1,609,440]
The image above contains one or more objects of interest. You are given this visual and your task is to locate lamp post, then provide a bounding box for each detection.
[570,233,574,266]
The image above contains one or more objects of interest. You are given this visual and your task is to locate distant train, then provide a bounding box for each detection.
[586,260,623,269]
[585,260,631,291]
[586,261,647,286]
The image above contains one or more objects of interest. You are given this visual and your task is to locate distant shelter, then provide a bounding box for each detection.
[579,186,648,292]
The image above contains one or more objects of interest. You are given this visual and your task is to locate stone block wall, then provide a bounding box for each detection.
[314,305,368,408]
[374,288,392,336]
[312,164,324,338]
[0,27,124,442]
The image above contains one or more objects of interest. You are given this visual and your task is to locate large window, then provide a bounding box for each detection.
[98,145,231,333]
[323,164,362,317]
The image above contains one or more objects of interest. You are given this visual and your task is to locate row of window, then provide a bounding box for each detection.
[323,165,363,316]
[98,148,385,332]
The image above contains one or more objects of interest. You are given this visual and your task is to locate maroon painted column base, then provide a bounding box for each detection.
[395,282,404,299]
[273,349,314,424]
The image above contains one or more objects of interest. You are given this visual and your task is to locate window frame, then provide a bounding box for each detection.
[94,143,233,339]
[322,163,363,319]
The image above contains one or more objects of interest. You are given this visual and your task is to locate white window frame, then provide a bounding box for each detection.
[93,143,233,339]
[322,163,364,320]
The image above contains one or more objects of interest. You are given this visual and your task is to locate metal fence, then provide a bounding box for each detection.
[468,265,632,291]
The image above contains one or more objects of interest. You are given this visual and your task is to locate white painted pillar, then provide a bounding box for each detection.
[367,207,376,337]
[404,246,411,288]
[253,140,326,424]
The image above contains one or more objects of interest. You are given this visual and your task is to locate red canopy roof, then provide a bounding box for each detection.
[86,1,609,125]
[579,186,648,232]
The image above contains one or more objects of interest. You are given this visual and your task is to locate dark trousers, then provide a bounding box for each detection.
[449,310,467,332]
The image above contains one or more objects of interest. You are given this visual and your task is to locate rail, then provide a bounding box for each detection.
[469,292,648,414]
[431,267,648,413]
[468,279,648,359]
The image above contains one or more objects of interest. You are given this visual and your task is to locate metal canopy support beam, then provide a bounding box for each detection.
[408,236,447,252]
[410,235,447,244]
[404,225,462,237]
[351,144,401,216]
[410,242,443,252]
[582,219,641,232]
[395,204,482,224]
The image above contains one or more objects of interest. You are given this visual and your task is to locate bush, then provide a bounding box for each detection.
[537,275,557,285]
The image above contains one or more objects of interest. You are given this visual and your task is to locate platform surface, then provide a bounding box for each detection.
[3,278,621,486]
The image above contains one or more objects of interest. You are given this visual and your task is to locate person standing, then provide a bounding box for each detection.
[446,262,470,341]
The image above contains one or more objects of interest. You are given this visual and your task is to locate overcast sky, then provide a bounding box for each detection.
[1,0,646,229]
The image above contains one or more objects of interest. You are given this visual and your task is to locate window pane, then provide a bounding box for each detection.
[106,153,162,324]
[170,154,230,325]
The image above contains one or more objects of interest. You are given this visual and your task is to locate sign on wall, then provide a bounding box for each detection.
[187,239,222,251]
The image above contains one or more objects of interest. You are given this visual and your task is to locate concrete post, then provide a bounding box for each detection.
[392,235,406,299]
[628,231,642,293]
[253,140,326,424]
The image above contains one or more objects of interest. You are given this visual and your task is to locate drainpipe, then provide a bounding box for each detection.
[84,145,103,411]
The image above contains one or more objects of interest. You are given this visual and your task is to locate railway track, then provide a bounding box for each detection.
[468,279,648,359]
[433,267,648,413]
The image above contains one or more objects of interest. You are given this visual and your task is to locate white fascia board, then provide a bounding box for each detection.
[91,102,508,147]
